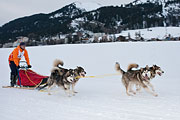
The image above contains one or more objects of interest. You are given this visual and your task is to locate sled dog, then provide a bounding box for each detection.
[72,66,86,93]
[47,67,75,96]
[132,65,164,92]
[47,59,86,96]
[115,62,158,97]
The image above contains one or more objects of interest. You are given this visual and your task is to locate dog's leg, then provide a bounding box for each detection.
[48,86,51,95]
[66,89,71,97]
[129,83,136,95]
[69,84,75,96]
[136,84,142,92]
[126,84,133,96]
[145,81,155,92]
[48,83,55,95]
[47,78,55,95]
[72,83,78,94]
[64,84,72,97]
[142,83,158,97]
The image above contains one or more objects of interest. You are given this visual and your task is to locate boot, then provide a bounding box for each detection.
[10,75,17,87]
[13,75,18,86]
[10,75,15,87]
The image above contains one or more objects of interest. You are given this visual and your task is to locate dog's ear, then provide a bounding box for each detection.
[146,65,149,69]
[66,71,71,75]
[70,69,74,73]
[140,68,144,72]
[152,65,156,69]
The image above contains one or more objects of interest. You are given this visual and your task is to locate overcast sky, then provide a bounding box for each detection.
[0,0,133,26]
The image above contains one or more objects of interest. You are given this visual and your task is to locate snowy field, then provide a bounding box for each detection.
[0,42,180,120]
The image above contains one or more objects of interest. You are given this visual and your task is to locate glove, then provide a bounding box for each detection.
[17,65,20,69]
[28,65,32,68]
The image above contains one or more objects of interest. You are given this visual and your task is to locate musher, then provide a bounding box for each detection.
[8,42,32,87]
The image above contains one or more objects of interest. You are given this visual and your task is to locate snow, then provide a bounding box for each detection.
[0,42,180,120]
[50,13,63,18]
[165,2,180,16]
[49,1,102,19]
[116,27,180,40]
[71,18,86,31]
[74,1,102,12]
[134,0,165,4]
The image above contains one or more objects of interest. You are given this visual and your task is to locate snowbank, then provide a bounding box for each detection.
[117,27,180,40]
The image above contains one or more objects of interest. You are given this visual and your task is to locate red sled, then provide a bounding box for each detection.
[17,69,48,87]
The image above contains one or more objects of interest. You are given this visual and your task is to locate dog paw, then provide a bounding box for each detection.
[127,93,133,96]
[136,89,140,92]
[73,91,78,93]
[129,90,136,95]
[71,92,75,96]
[154,94,158,97]
[136,89,142,92]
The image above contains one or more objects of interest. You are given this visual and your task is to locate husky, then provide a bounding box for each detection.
[47,67,75,96]
[72,66,86,93]
[53,59,86,94]
[149,65,164,79]
[134,65,164,92]
[40,59,86,96]
[115,62,158,97]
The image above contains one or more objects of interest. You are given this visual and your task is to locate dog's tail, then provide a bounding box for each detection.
[127,63,139,71]
[115,62,125,75]
[53,59,64,67]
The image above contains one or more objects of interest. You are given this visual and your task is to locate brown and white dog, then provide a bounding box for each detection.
[134,65,164,92]
[115,62,158,97]
[72,66,86,93]
[47,67,75,96]
[46,59,86,96]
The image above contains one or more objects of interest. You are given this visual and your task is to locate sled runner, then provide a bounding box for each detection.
[2,85,35,90]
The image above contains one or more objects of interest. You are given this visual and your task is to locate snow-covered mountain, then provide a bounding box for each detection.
[49,1,102,19]
[131,0,180,17]
[1,0,180,44]
[74,1,102,12]
[131,0,170,4]
[70,0,180,33]
[49,2,85,19]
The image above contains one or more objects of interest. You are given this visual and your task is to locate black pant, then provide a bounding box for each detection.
[9,61,18,76]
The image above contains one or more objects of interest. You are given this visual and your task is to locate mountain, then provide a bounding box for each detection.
[0,1,101,44]
[64,0,180,33]
[0,0,180,44]
[49,1,102,19]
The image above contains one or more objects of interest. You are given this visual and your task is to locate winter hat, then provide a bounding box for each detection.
[20,42,26,46]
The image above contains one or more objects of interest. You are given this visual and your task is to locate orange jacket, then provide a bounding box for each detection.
[8,45,30,66]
